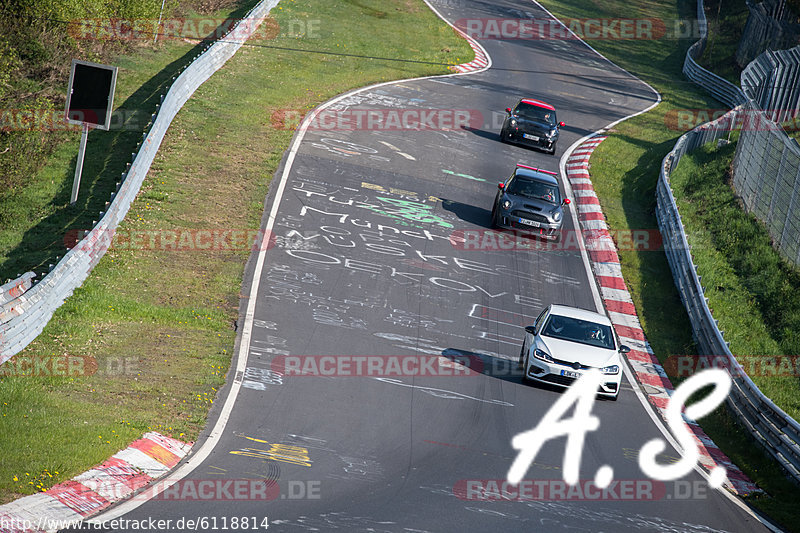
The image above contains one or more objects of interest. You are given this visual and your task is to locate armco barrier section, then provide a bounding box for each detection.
[0,0,279,361]
[656,108,800,484]
[0,273,35,307]
[683,0,748,108]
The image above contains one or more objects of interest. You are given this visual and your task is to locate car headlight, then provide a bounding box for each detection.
[546,129,557,138]
[510,119,517,126]
[601,365,620,375]
[533,349,553,363]
[502,199,512,210]
[552,210,562,222]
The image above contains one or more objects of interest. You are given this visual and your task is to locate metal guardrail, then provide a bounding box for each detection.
[682,0,748,108]
[0,273,35,307]
[0,0,279,361]
[656,112,800,483]
[659,0,800,485]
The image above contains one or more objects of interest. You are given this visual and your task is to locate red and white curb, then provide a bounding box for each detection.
[566,136,760,496]
[0,433,191,531]
[449,27,489,73]
[419,0,490,76]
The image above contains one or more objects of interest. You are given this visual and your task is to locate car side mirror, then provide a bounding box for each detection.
[620,345,631,354]
[498,182,505,190]
[525,325,537,335]
[558,121,565,127]
[505,107,512,114]
[562,198,570,205]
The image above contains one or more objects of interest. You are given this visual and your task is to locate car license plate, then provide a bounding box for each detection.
[517,217,540,228]
[561,369,581,379]
[523,133,540,141]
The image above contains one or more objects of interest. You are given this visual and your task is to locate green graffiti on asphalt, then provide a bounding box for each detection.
[357,197,453,229]
[442,169,487,182]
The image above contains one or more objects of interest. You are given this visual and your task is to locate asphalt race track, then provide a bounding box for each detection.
[71,0,774,531]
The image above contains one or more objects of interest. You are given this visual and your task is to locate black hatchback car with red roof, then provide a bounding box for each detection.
[491,164,570,241]
[500,98,564,154]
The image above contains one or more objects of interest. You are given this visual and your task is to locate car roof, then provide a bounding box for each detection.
[514,166,558,185]
[519,98,556,111]
[548,304,612,325]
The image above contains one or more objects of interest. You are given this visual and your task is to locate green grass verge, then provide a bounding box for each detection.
[0,0,471,503]
[536,0,799,530]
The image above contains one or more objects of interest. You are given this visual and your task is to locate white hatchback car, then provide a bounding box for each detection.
[518,304,630,399]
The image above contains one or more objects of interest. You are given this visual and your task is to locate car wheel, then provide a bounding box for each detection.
[549,142,557,155]
[499,126,508,143]
[490,204,499,228]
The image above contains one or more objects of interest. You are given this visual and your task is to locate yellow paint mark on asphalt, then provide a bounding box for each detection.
[361,181,440,204]
[231,436,312,467]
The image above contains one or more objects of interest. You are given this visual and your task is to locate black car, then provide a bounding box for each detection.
[500,98,565,154]
[490,164,571,241]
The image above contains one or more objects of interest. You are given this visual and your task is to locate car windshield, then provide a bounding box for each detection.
[514,102,556,125]
[541,314,616,350]
[506,176,560,204]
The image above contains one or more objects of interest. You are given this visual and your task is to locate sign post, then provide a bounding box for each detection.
[70,123,90,205]
[154,0,166,44]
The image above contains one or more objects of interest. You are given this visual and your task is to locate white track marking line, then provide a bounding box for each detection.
[379,140,417,160]
[379,140,400,151]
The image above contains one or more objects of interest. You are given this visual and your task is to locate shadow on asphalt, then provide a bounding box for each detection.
[441,198,493,227]
[441,347,617,401]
